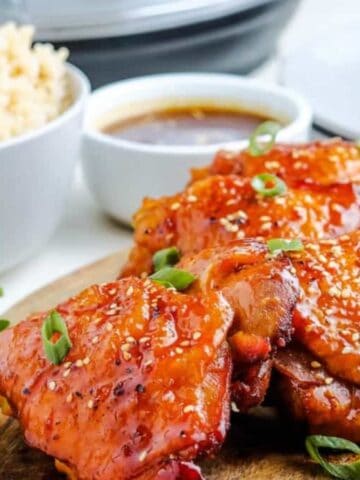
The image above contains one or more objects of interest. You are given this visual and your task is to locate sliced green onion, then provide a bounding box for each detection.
[248,121,281,156]
[0,319,10,332]
[41,311,72,365]
[153,247,180,272]
[267,238,304,255]
[150,267,196,291]
[251,173,287,197]
[306,435,360,480]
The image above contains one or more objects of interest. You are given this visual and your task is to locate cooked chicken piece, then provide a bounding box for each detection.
[290,230,360,386]
[192,139,360,186]
[179,229,360,411]
[178,240,299,410]
[122,174,360,278]
[275,346,360,442]
[179,240,299,345]
[0,277,232,480]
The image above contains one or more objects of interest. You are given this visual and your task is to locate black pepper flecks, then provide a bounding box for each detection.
[135,384,145,394]
[114,383,125,396]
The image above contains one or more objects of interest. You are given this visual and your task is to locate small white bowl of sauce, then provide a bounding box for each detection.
[82,73,312,224]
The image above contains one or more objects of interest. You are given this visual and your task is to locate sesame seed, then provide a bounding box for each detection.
[260,222,272,231]
[126,286,134,296]
[325,377,333,385]
[264,160,280,169]
[180,340,190,347]
[231,401,240,413]
[329,286,341,297]
[83,357,90,365]
[170,202,180,210]
[175,347,183,354]
[126,336,136,343]
[92,336,99,344]
[108,288,116,295]
[66,393,73,403]
[123,351,132,361]
[352,333,360,341]
[183,405,196,413]
[63,369,71,378]
[87,400,94,409]
[48,381,56,391]
[106,322,113,331]
[187,195,197,202]
[311,361,321,369]
[64,362,72,369]
[139,336,151,344]
[75,359,83,368]
[139,450,147,462]
[192,331,201,340]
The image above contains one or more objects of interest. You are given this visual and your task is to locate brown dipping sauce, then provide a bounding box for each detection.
[102,105,277,146]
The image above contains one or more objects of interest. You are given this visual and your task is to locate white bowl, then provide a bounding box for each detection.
[0,64,90,273]
[82,73,312,225]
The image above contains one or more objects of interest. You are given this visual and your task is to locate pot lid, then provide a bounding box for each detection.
[26,0,276,41]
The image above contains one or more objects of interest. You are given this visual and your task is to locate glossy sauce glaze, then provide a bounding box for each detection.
[0,277,232,480]
[121,140,360,278]
[102,105,274,146]
[290,230,360,385]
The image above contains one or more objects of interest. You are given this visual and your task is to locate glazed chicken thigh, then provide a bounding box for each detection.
[0,278,233,480]
[194,139,360,186]
[121,140,360,418]
[178,240,299,411]
[178,230,360,438]
[122,175,360,278]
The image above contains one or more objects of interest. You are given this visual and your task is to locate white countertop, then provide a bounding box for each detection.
[0,0,354,314]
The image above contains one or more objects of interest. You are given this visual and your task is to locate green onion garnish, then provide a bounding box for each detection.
[153,247,180,272]
[248,120,281,156]
[0,319,10,332]
[267,238,304,255]
[41,311,72,365]
[306,435,360,480]
[251,173,287,197]
[150,267,196,291]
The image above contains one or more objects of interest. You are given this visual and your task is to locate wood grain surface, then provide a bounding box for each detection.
[0,250,329,479]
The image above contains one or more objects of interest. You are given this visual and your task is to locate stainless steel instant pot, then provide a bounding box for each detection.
[27,0,300,87]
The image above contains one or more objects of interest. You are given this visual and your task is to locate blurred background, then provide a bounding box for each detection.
[1,0,359,311]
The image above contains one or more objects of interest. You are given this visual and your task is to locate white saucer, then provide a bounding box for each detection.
[281,17,360,139]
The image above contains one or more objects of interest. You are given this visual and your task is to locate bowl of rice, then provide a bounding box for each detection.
[0,23,90,272]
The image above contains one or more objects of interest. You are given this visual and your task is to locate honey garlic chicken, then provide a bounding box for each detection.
[179,229,360,416]
[0,277,233,480]
[194,139,360,186]
[275,347,360,443]
[122,173,360,278]
[259,230,360,440]
[289,230,360,386]
[179,240,299,410]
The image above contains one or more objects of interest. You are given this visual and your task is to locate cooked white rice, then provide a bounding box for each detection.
[0,23,72,141]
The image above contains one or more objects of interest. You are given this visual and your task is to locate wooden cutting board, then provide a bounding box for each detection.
[0,250,329,480]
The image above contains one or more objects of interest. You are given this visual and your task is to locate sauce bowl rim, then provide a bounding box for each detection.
[83,72,312,156]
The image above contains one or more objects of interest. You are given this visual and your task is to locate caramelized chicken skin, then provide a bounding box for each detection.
[193,139,360,186]
[0,278,233,480]
[178,240,299,410]
[290,230,360,386]
[122,174,360,278]
[275,346,360,442]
